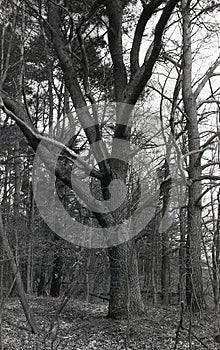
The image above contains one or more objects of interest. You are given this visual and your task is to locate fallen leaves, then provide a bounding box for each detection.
[0,297,219,349]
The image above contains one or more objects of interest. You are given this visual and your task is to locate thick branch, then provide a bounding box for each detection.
[130,0,164,78]
[47,2,91,119]
[47,1,111,176]
[0,94,116,228]
[105,0,127,101]
[0,94,102,180]
[124,0,179,105]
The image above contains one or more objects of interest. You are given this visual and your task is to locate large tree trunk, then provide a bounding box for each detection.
[96,152,145,318]
[108,240,144,319]
[181,0,204,311]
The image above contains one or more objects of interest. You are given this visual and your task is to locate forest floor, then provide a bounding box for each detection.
[1,296,220,350]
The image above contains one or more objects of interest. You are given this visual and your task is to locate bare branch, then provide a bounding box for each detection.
[201,162,220,171]
[197,99,220,109]
[194,56,220,99]
[77,0,105,29]
[192,3,220,21]
[195,183,219,205]
[198,175,220,181]
[148,83,186,120]
[161,52,182,68]
[199,131,220,155]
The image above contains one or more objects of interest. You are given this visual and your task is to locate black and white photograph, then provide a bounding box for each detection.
[0,0,220,349]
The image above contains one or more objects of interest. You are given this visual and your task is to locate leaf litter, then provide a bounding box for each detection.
[1,297,220,349]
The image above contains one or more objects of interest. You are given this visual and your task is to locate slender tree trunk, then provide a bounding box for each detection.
[181,0,204,311]
[0,165,12,293]
[151,252,158,305]
[160,160,170,305]
[26,238,33,294]
[161,230,170,305]
[50,254,63,297]
[37,269,47,297]
[26,184,34,295]
[13,138,21,265]
[179,206,187,302]
[49,180,66,298]
[211,189,220,309]
[0,210,39,334]
[85,251,91,303]
[49,233,63,298]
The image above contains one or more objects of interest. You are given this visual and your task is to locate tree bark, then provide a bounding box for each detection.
[108,240,144,319]
[181,0,204,311]
[105,155,145,318]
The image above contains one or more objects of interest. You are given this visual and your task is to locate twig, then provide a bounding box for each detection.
[173,301,210,349]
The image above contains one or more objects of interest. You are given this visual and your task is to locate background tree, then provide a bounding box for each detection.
[0,0,220,329]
